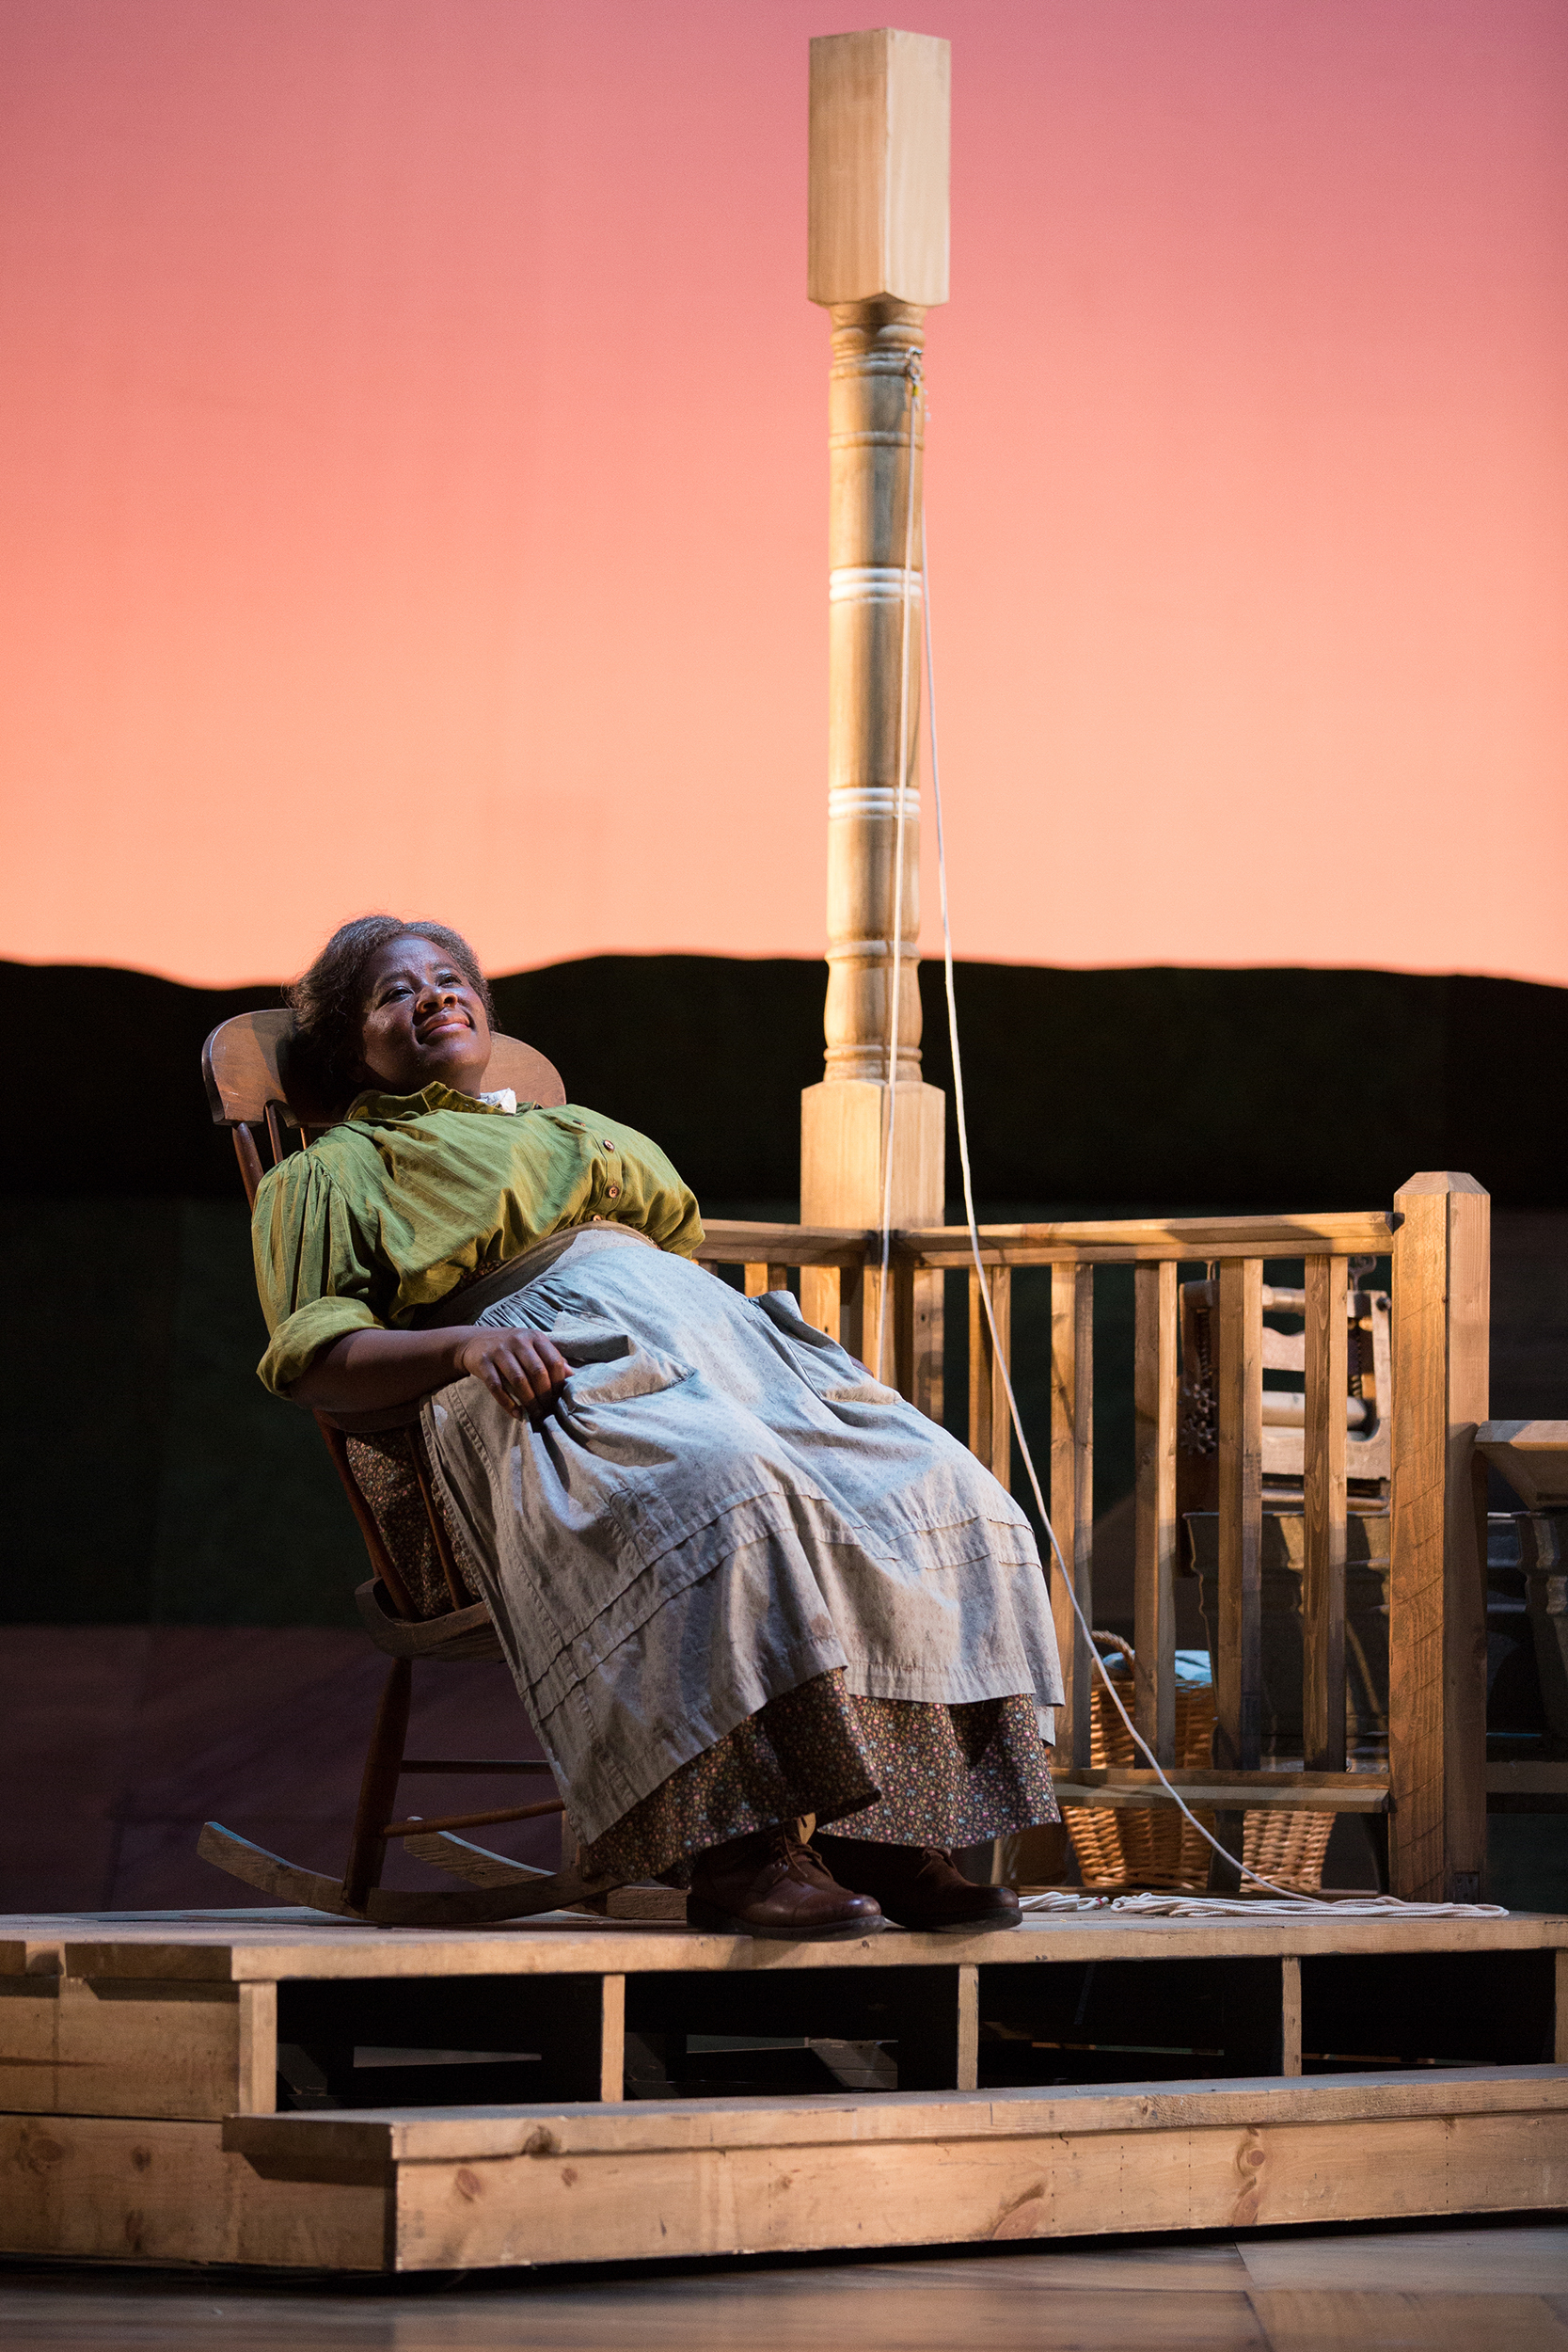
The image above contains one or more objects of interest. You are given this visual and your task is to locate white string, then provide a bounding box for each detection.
[873,351,923,1383]
[917,500,1503,1916]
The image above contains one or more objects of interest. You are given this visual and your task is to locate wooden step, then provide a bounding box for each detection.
[212,2065,1568,2269]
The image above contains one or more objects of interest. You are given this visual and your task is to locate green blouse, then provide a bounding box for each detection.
[252,1084,704,1395]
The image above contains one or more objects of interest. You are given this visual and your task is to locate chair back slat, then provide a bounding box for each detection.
[201,1008,566,1127]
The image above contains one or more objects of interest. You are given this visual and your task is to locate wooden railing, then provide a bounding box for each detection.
[697,1172,1491,1902]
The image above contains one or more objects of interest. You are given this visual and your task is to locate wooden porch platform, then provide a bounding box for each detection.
[7,1905,1568,2272]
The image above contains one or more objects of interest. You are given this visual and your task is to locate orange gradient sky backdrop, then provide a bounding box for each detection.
[4,0,1565,986]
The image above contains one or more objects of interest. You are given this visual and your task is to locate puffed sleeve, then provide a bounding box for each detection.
[252,1150,386,1396]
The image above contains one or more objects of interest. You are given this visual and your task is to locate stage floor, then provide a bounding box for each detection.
[6,2216,1568,2349]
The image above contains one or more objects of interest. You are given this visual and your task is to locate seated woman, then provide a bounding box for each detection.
[255,914,1063,1938]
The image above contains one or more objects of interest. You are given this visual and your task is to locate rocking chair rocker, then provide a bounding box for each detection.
[196,1008,629,1926]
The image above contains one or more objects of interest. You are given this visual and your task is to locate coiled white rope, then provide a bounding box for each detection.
[1019,1889,1506,1918]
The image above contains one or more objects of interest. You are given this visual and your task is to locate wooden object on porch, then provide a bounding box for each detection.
[800,28,949,1404]
[197,1008,626,1928]
[1478,1422,1568,1512]
[1178,1265,1393,1518]
[1058,1634,1334,1897]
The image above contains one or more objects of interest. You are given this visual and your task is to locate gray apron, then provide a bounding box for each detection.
[421,1225,1062,1845]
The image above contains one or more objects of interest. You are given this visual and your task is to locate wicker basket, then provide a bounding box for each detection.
[1062,1632,1334,1896]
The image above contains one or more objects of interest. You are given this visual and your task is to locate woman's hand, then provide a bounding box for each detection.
[451,1327,573,1422]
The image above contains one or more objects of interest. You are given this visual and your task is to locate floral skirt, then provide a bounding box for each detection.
[579,1665,1060,1887]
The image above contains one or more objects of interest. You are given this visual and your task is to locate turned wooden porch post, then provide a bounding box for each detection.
[800,28,949,1398]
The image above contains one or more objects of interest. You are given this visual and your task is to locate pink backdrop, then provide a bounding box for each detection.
[4,1,1565,985]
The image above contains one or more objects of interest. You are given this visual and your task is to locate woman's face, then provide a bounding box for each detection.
[356,934,493,1098]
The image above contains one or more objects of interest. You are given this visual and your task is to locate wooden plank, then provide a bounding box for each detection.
[229,2067,1568,2165]
[1052,1263,1094,1771]
[957,1962,978,2094]
[599,1974,626,2104]
[1215,1259,1263,1773]
[230,2076,1568,2271]
[703,1214,1398,1271]
[41,1906,1568,1984]
[1133,1262,1180,1765]
[237,1981,277,2117]
[894,1266,943,1422]
[389,2107,1567,2265]
[0,2113,387,2268]
[741,1262,795,1300]
[1054,1781,1386,1813]
[0,1976,250,2122]
[700,1214,1397,1276]
[1477,1422,1568,1511]
[1389,1173,1490,1902]
[889,1256,914,1400]
[916,1267,943,1423]
[696,1221,871,1268]
[1066,1768,1389,1791]
[838,1255,865,1364]
[968,1264,1012,1484]
[1304,1254,1349,1772]
[798,1263,840,1343]
[898,1211,1398,1268]
[1557,1950,1568,2067]
[1281,1956,1302,2077]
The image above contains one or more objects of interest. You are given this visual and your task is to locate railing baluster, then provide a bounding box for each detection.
[968,1265,1013,1486]
[911,1270,943,1423]
[1304,1253,1348,1772]
[800,1264,841,1343]
[891,1261,914,1401]
[839,1257,866,1365]
[1216,1256,1264,1775]
[863,1263,893,1385]
[1052,1263,1095,1772]
[1133,1261,1179,1766]
[743,1262,768,1298]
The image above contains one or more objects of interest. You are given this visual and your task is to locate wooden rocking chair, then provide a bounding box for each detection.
[196,1008,628,1926]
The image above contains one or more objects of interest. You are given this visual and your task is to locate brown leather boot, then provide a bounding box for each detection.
[687,1825,885,1940]
[812,1834,1022,1933]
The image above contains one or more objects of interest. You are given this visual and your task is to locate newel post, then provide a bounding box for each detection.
[1388,1172,1490,1900]
[800,29,950,1389]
